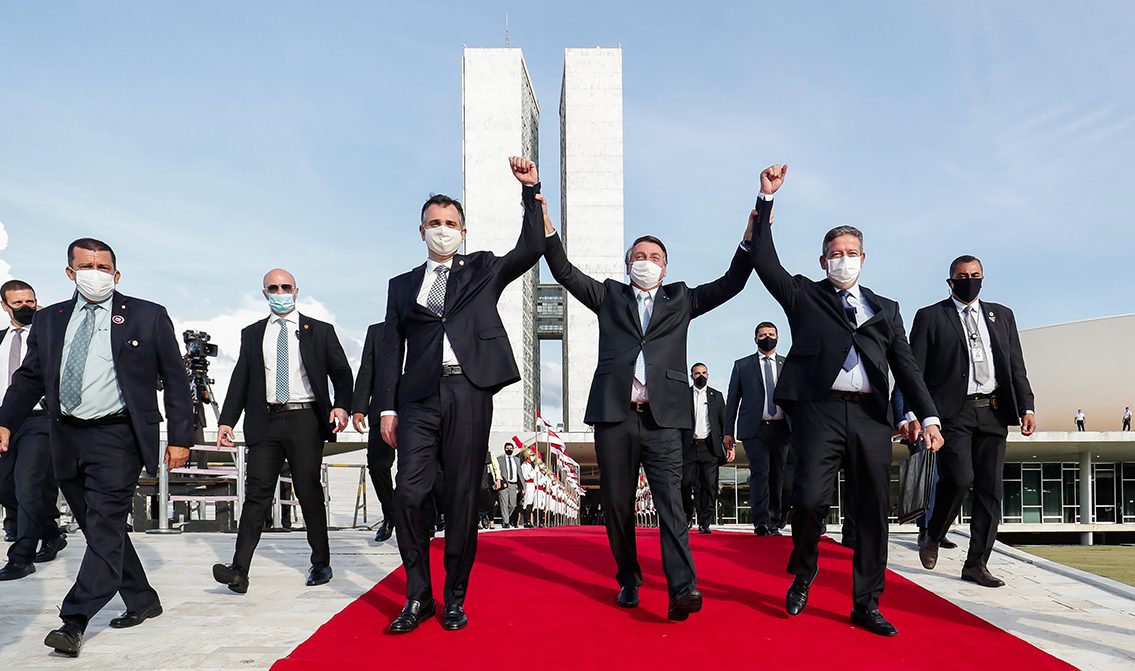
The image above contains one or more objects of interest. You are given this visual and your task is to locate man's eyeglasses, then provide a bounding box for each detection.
[265,284,295,294]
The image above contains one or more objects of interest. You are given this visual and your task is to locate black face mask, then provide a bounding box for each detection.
[505,449,513,456]
[757,336,777,353]
[692,375,708,388]
[10,305,35,326]
[950,277,982,304]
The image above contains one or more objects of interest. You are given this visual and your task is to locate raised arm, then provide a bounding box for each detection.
[688,242,752,318]
[496,157,547,285]
[543,211,608,314]
[749,164,799,311]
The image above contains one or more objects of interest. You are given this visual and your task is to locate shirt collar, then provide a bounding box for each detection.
[271,311,301,326]
[834,282,862,300]
[632,285,659,301]
[426,258,454,274]
[951,296,979,313]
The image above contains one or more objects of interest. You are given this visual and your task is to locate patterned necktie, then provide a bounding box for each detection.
[633,292,653,384]
[763,356,776,416]
[965,306,991,386]
[60,304,98,413]
[8,328,24,387]
[427,265,449,316]
[838,291,859,372]
[276,318,290,403]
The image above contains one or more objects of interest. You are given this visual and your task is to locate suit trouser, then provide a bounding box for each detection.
[57,422,158,623]
[595,407,696,597]
[1125,418,1131,431]
[683,438,719,525]
[787,395,892,611]
[366,434,396,525]
[743,419,791,528]
[0,416,61,565]
[498,483,518,524]
[394,374,492,606]
[926,406,1008,569]
[234,408,329,570]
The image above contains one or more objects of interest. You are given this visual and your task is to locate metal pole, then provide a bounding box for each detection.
[146,439,182,534]
[1080,450,1094,546]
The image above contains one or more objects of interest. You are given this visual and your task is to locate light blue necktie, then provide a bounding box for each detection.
[275,318,290,403]
[60,304,98,413]
[634,292,652,385]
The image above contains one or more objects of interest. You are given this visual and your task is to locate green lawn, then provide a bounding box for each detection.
[1019,545,1135,587]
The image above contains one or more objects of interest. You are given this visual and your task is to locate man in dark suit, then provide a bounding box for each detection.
[213,268,353,593]
[907,255,1035,587]
[0,280,69,581]
[351,321,398,542]
[724,322,792,536]
[682,363,730,535]
[750,165,943,637]
[378,157,544,633]
[0,238,194,656]
[541,196,752,621]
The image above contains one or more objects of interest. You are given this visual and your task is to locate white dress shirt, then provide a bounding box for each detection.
[262,311,315,403]
[953,297,998,395]
[831,283,875,394]
[416,258,459,367]
[757,353,786,421]
[630,285,658,403]
[692,385,710,439]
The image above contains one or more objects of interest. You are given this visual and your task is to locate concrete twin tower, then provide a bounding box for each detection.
[462,47,623,443]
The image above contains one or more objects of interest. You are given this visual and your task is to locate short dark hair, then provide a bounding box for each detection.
[690,362,707,373]
[822,226,863,256]
[68,238,117,268]
[625,235,668,266]
[949,254,982,276]
[421,194,465,229]
[755,321,777,337]
[0,280,34,304]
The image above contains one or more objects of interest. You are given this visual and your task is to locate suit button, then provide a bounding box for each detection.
[441,318,446,323]
[843,347,849,353]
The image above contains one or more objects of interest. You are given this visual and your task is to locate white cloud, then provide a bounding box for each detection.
[0,220,10,283]
[540,359,563,428]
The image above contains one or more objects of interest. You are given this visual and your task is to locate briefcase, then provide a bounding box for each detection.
[896,442,936,524]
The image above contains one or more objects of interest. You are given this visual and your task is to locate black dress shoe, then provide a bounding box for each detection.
[698,525,711,535]
[35,535,68,563]
[212,563,249,594]
[374,521,394,542]
[919,541,939,570]
[389,599,436,633]
[961,566,1005,587]
[44,620,84,657]
[767,526,782,536]
[616,586,639,608]
[110,602,163,628]
[442,604,468,630]
[785,570,817,616]
[306,565,333,586]
[0,561,35,580]
[754,524,770,536]
[3,530,14,542]
[850,607,898,636]
[667,587,702,621]
[940,537,958,550]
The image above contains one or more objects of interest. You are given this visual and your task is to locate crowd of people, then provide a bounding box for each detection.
[0,157,1054,656]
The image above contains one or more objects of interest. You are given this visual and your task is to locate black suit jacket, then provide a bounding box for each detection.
[219,313,353,445]
[749,198,937,424]
[352,322,385,416]
[725,351,786,440]
[683,385,728,464]
[907,297,1034,425]
[379,183,546,411]
[545,233,751,429]
[0,292,195,478]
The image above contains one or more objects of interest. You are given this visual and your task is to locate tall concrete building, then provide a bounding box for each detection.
[462,48,541,434]
[559,48,625,432]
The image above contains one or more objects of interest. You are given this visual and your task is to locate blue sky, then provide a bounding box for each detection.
[2,2,1132,425]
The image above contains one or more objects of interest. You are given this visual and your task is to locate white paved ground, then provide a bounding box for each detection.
[2,454,1133,670]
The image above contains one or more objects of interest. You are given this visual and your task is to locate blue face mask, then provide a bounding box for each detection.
[267,293,295,315]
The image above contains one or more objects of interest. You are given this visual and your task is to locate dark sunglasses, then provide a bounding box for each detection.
[265,284,295,294]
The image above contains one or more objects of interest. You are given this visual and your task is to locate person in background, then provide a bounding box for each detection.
[1075,409,1086,431]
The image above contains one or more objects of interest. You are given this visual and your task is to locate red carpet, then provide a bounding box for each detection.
[272,527,1074,671]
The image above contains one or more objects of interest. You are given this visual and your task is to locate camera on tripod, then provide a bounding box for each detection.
[183,330,219,431]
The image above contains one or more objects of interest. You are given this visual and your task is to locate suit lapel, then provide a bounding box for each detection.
[941,298,967,345]
[857,287,885,329]
[443,255,471,316]
[251,317,269,371]
[644,285,673,334]
[820,280,854,331]
[297,314,314,370]
[621,284,644,333]
[405,264,429,316]
[980,301,1006,360]
[110,292,127,362]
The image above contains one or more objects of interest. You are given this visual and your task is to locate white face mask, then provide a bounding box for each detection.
[825,255,861,287]
[424,225,463,257]
[628,260,664,290]
[72,268,117,303]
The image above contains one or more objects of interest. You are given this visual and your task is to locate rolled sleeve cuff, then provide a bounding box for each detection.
[758,193,773,202]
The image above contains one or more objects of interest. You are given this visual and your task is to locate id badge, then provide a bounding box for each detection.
[971,345,985,363]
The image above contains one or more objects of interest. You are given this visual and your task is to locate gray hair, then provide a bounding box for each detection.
[822,226,864,256]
